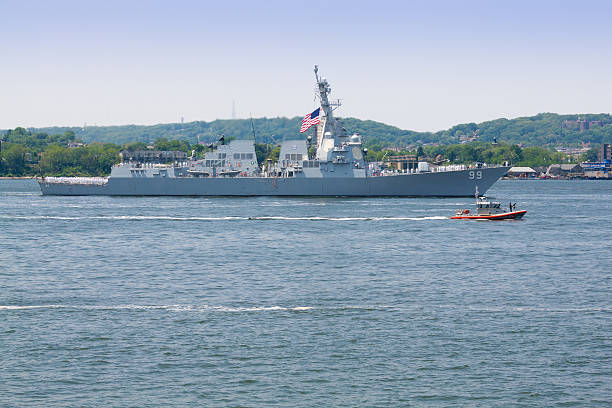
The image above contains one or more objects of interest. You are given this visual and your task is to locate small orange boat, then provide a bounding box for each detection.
[451,197,526,220]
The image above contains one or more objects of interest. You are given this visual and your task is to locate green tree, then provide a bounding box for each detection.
[416,146,424,158]
[154,138,190,152]
[267,146,280,162]
[1,144,28,176]
[581,147,598,162]
[123,141,148,151]
[255,143,272,164]
[38,145,71,175]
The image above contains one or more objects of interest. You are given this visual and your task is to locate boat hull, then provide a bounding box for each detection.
[450,210,527,220]
[39,166,510,197]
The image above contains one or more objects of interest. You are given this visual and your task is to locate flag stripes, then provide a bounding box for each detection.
[300,108,321,133]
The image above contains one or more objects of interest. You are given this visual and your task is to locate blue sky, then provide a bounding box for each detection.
[1,0,611,131]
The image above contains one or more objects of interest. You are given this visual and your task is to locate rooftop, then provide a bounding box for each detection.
[508,166,536,173]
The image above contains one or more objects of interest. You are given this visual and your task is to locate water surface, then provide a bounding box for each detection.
[1,179,611,407]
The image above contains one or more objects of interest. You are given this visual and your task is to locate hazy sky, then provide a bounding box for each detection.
[1,0,611,131]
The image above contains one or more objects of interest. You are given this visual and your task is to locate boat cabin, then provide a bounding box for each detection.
[475,199,504,215]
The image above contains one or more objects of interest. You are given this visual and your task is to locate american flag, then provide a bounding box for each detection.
[300,108,321,133]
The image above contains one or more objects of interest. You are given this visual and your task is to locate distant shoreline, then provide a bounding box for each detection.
[0,176,36,180]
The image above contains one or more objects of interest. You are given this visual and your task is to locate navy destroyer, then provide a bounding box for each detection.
[39,67,509,196]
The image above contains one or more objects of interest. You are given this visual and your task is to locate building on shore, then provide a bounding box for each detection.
[581,161,611,179]
[459,130,479,144]
[506,167,537,178]
[562,118,604,132]
[547,164,583,178]
[577,144,612,179]
[555,144,591,159]
[532,166,548,175]
[386,155,418,172]
[598,144,611,161]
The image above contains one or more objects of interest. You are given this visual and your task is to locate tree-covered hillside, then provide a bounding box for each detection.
[28,118,302,146]
[441,113,612,146]
[11,112,612,148]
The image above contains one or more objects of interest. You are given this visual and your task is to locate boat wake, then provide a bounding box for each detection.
[246,216,447,221]
[0,192,40,196]
[0,304,395,312]
[0,215,448,221]
[1,304,609,313]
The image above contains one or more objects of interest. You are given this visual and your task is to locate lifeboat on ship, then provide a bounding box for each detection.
[451,197,526,220]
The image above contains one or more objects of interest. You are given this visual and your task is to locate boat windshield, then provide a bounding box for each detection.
[477,202,501,208]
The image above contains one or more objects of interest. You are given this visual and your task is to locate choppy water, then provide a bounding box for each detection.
[1,179,611,407]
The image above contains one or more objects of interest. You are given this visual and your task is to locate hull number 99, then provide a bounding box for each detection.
[469,171,482,180]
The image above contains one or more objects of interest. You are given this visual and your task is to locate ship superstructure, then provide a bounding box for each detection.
[112,139,259,180]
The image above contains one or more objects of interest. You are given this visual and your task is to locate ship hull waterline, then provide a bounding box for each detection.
[38,167,509,197]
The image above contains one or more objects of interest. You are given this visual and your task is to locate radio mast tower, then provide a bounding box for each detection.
[232,100,236,119]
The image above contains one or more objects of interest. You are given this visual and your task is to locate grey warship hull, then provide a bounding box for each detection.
[39,166,509,196]
[40,67,510,197]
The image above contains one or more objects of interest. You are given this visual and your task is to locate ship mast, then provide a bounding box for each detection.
[314,65,334,124]
[313,65,342,152]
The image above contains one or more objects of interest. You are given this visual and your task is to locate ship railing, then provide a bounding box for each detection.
[370,163,505,176]
[117,162,175,168]
[432,164,468,172]
[433,163,508,172]
[42,177,108,185]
